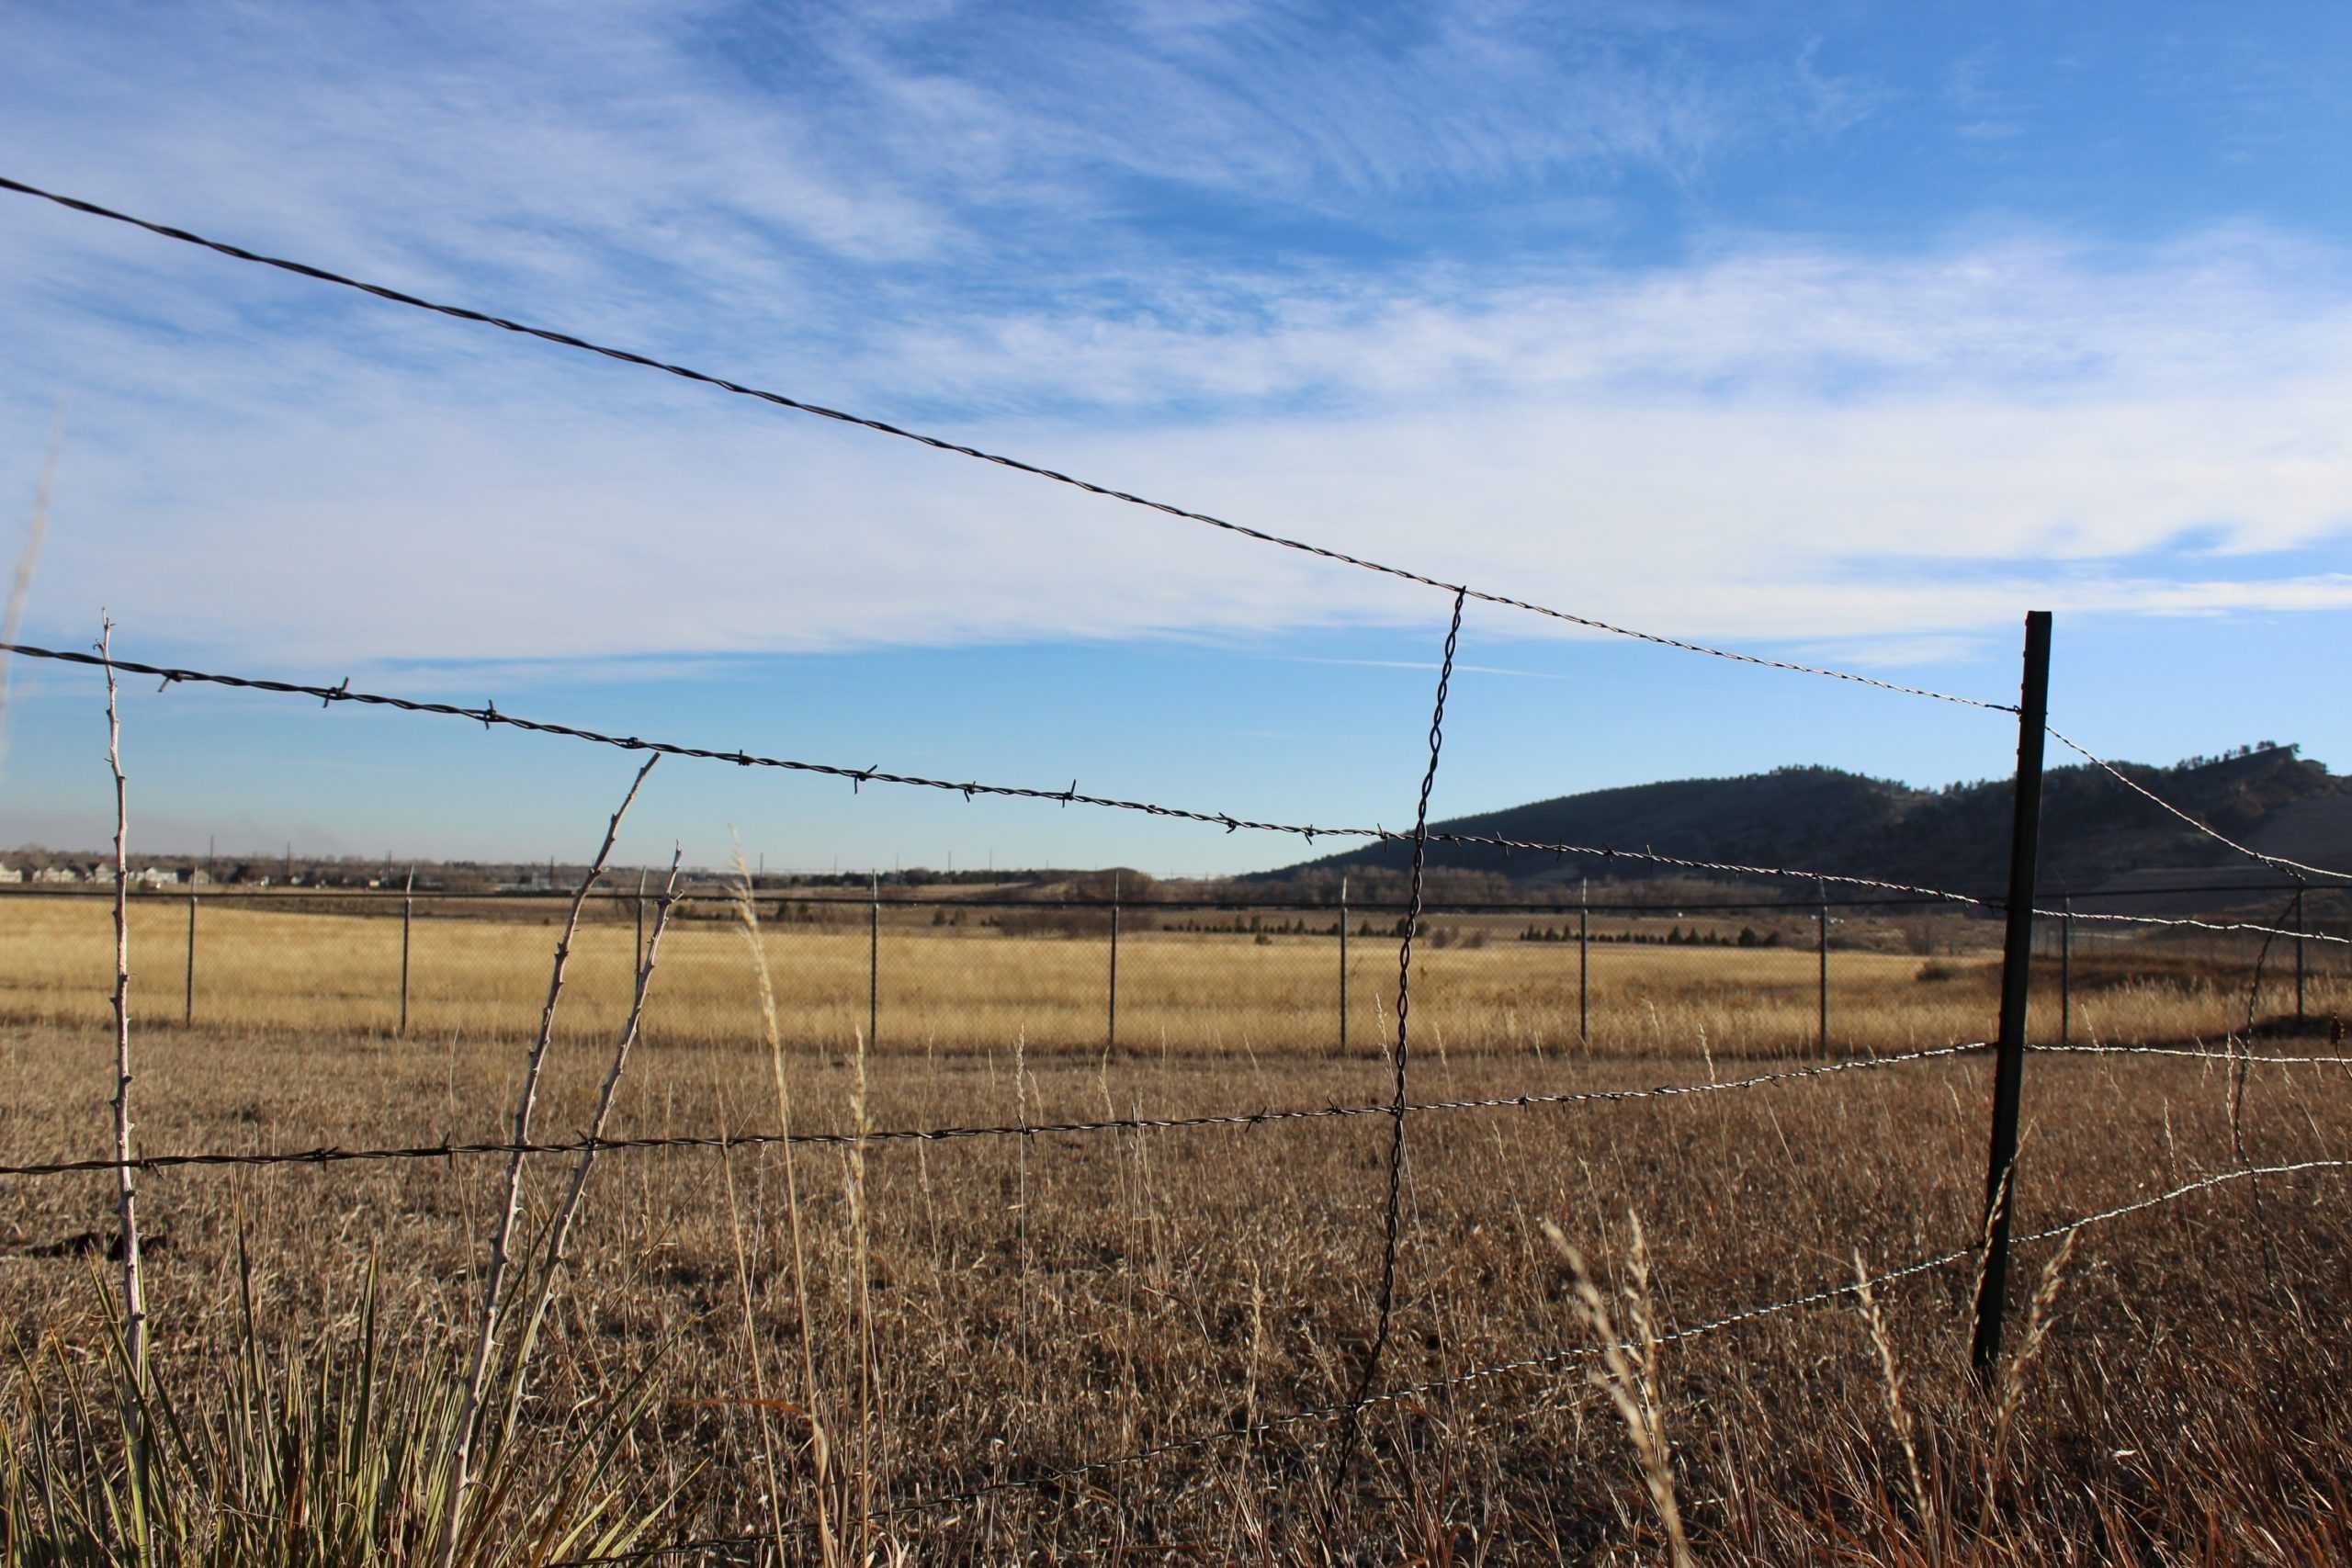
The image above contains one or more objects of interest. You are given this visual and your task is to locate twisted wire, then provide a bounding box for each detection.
[2052,904,2351,946]
[0,175,2017,712]
[10,636,2343,948]
[2027,1043,2352,1066]
[0,640,2014,897]
[548,1156,2352,1563]
[0,1044,1989,1184]
[1326,586,1463,1512]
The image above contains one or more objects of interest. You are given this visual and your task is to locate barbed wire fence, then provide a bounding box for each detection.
[4,173,2351,1559]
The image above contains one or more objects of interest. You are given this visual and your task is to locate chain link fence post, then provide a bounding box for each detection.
[869,871,880,1052]
[1107,871,1121,1054]
[184,893,197,1027]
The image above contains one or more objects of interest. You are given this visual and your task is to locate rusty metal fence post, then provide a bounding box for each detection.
[2295,886,2307,1020]
[1339,874,1350,1055]
[1578,877,1589,1047]
[1816,883,1829,1056]
[2059,896,2071,1048]
[1971,609,2054,1381]
[1107,871,1121,1054]
[399,869,413,1037]
[184,894,197,1027]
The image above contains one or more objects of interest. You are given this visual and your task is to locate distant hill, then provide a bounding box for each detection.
[1261,746,2349,902]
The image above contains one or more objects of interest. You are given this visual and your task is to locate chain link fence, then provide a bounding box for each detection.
[1,884,2343,1060]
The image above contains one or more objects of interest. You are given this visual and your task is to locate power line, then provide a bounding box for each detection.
[0,175,2015,712]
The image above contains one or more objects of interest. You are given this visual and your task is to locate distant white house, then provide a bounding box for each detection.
[30,865,81,884]
[130,866,181,887]
[0,864,21,884]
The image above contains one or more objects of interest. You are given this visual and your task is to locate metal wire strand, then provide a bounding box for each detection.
[0,175,2019,713]
[0,1043,1988,1184]
[1325,586,1463,1516]
[5,640,2341,949]
[2046,728,2352,885]
[545,1156,2352,1565]
[2026,1043,2352,1066]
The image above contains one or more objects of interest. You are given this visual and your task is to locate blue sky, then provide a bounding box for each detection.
[2,1,2347,875]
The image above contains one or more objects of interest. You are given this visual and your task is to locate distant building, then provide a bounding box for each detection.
[0,864,19,884]
[31,865,81,884]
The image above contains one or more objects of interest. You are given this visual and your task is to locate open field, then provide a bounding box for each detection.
[1,892,2337,1061]
[5,922,2352,1562]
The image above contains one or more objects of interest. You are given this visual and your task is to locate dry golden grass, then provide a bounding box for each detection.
[4,874,2349,1562]
[3,959,2349,1562]
[0,892,2335,1061]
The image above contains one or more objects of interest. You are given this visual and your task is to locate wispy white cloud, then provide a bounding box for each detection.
[1286,656,1574,680]
[1,0,2346,679]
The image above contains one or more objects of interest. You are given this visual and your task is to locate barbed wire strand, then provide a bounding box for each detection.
[547,1156,2352,1564]
[1325,587,1463,1522]
[0,175,2020,714]
[2027,1043,2352,1066]
[2051,904,2350,946]
[0,1043,1990,1185]
[4,641,2342,951]
[2045,728,2352,886]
